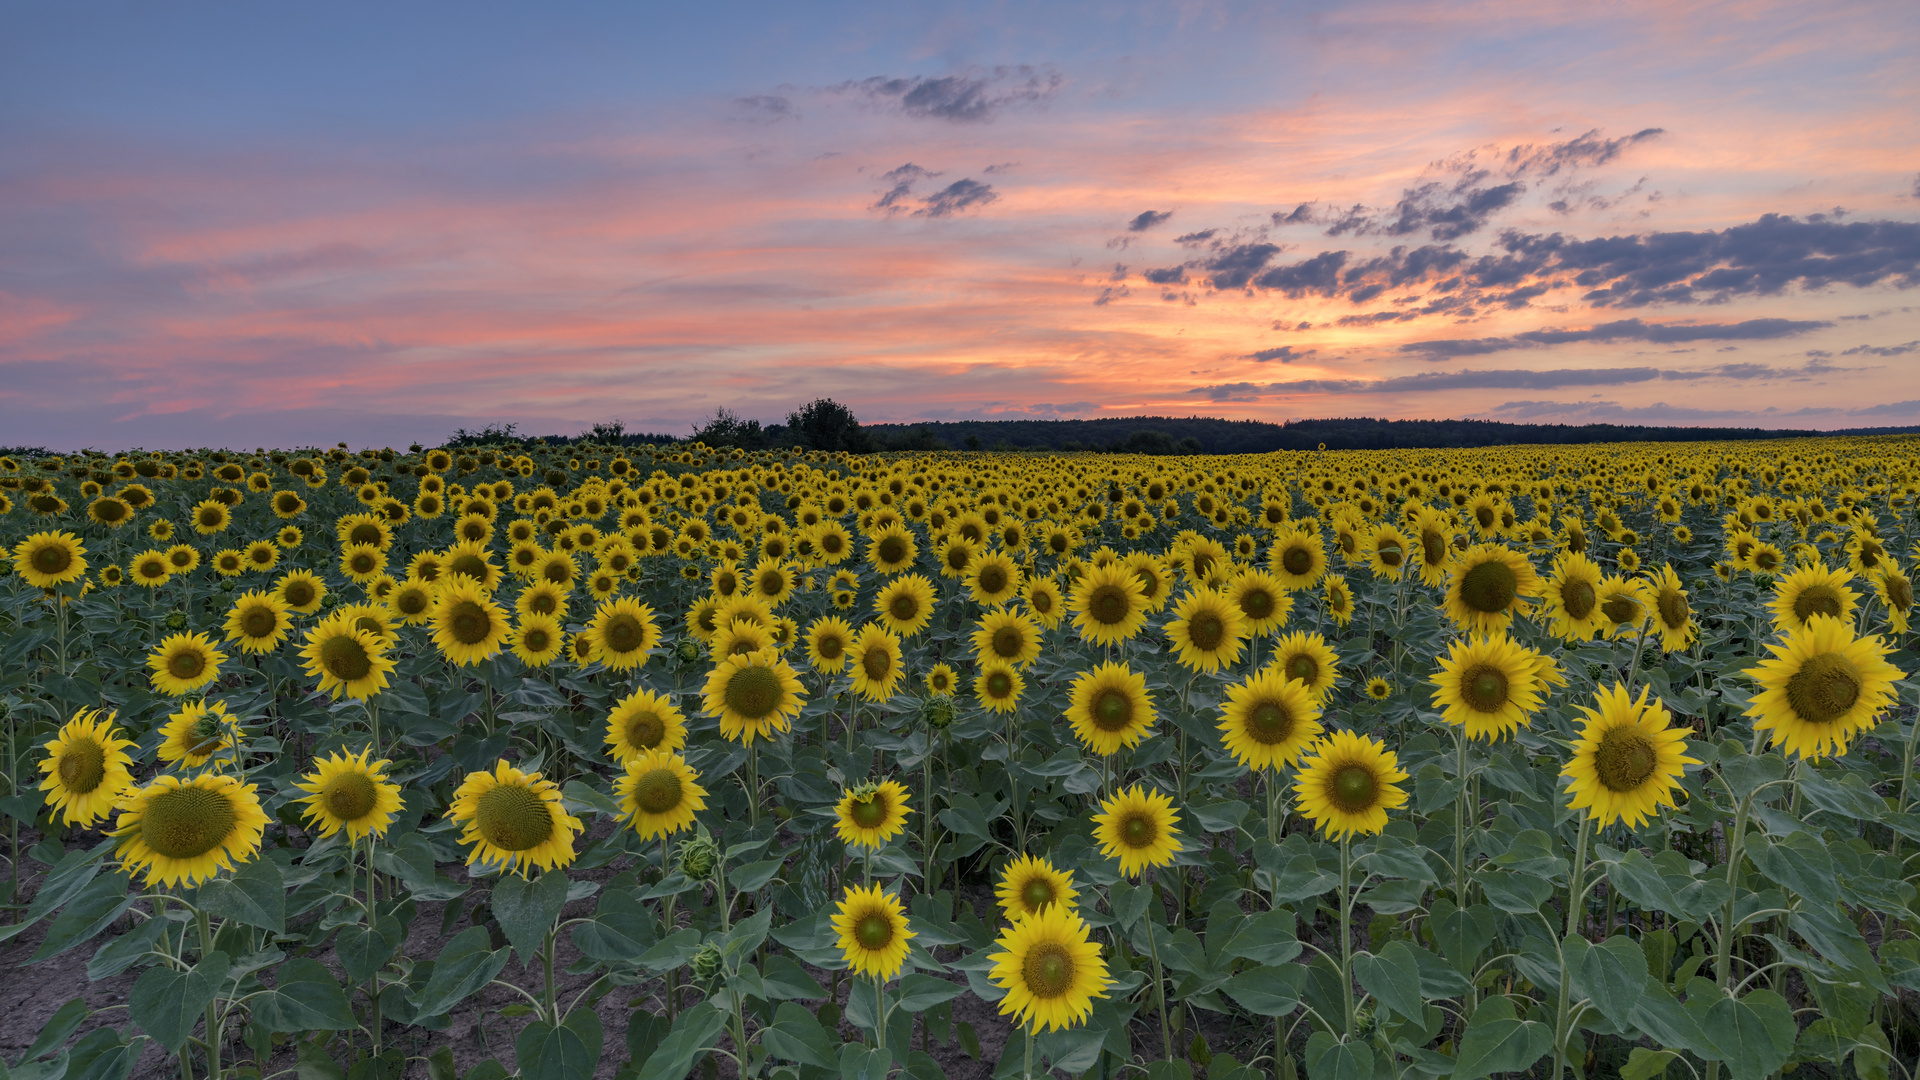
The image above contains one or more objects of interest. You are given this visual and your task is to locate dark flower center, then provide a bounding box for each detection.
[1594,727,1658,793]
[58,740,106,793]
[142,785,237,859]
[1022,942,1075,998]
[325,772,379,821]
[475,783,554,852]
[724,665,782,719]
[632,768,683,815]
[1460,560,1518,613]
[1329,764,1378,813]
[1785,652,1863,725]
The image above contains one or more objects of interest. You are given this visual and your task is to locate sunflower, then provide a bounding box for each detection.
[1217,668,1323,772]
[702,648,806,744]
[337,542,385,585]
[604,687,688,762]
[1748,542,1786,576]
[87,496,134,529]
[1270,630,1339,702]
[112,773,271,887]
[149,518,175,542]
[1323,574,1354,627]
[996,854,1078,919]
[223,590,292,654]
[919,663,954,697]
[275,569,327,614]
[832,883,916,980]
[1227,570,1292,635]
[1124,552,1174,613]
[1430,634,1547,741]
[384,578,435,625]
[584,596,658,671]
[1410,510,1458,586]
[874,573,936,637]
[130,549,172,588]
[988,903,1111,1034]
[866,524,919,575]
[447,759,583,876]
[515,580,569,621]
[935,535,978,580]
[1768,562,1859,633]
[1561,683,1700,828]
[1541,552,1607,642]
[336,601,399,649]
[1064,662,1156,757]
[972,608,1042,669]
[300,613,397,700]
[1167,587,1246,673]
[507,613,566,667]
[848,624,904,702]
[1365,677,1392,700]
[615,750,707,840]
[164,544,201,575]
[14,531,88,589]
[1616,547,1642,574]
[294,747,403,840]
[190,500,231,534]
[1023,576,1065,628]
[975,661,1026,713]
[1596,576,1651,638]
[242,540,279,573]
[794,616,849,674]
[747,559,797,607]
[210,548,245,577]
[960,550,1019,607]
[38,708,136,826]
[1875,566,1913,634]
[431,578,510,666]
[1092,784,1182,877]
[1269,528,1328,591]
[1442,544,1540,633]
[1292,730,1409,841]
[1646,564,1696,652]
[147,632,227,697]
[1744,615,1906,761]
[835,779,913,849]
[442,541,502,592]
[1366,523,1411,580]
[1070,561,1150,646]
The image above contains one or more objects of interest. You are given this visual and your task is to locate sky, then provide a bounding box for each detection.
[3,0,1918,450]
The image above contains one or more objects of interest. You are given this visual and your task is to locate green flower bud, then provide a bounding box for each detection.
[165,611,188,630]
[691,942,724,983]
[678,834,719,880]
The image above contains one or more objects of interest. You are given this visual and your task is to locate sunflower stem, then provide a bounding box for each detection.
[1891,685,1920,864]
[541,923,558,1025]
[198,906,221,1080]
[1141,876,1173,1063]
[873,973,886,1050]
[746,742,760,825]
[1623,617,1651,695]
[1022,1021,1034,1080]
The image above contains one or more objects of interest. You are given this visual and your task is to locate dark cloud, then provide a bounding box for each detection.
[1501,128,1664,176]
[1108,263,1129,282]
[1202,243,1282,290]
[1128,211,1173,232]
[1398,316,1831,359]
[1841,340,1919,356]
[1092,284,1129,306]
[1246,346,1316,363]
[733,95,797,122]
[916,178,997,218]
[869,163,938,213]
[1252,250,1348,297]
[1174,230,1216,245]
[1142,266,1188,285]
[836,66,1062,123]
[1187,357,1832,400]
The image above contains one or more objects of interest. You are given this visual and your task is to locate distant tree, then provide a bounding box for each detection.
[964,434,983,451]
[581,419,626,443]
[785,399,875,453]
[881,425,945,451]
[445,422,522,448]
[690,408,769,450]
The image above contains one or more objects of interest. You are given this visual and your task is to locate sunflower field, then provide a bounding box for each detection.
[2,438,1919,1080]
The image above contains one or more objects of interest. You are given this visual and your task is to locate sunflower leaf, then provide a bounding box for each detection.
[489,869,571,966]
[193,856,286,935]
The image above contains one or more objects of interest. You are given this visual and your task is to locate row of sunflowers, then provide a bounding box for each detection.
[1,436,1918,1080]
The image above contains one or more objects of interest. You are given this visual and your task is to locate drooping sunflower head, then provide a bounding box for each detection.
[1646,564,1696,652]
[1069,561,1149,646]
[702,647,806,744]
[987,902,1111,1034]
[1065,661,1157,757]
[1562,682,1700,828]
[1875,566,1914,633]
[1218,667,1324,772]
[112,773,271,887]
[1744,614,1907,761]
[1442,544,1541,632]
[147,632,227,697]
[157,699,237,769]
[1091,783,1182,877]
[604,687,687,762]
[831,883,916,980]
[1430,633,1547,742]
[446,759,583,876]
[1292,729,1409,841]
[1595,576,1650,636]
[835,779,913,849]
[38,708,136,827]
[1323,574,1353,627]
[995,854,1079,920]
[615,749,707,840]
[295,747,403,840]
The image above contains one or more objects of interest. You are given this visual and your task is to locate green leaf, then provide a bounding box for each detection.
[1475,869,1552,914]
[1430,900,1496,975]
[253,958,355,1033]
[1449,997,1552,1080]
[409,927,511,1019]
[892,973,966,1012]
[1358,835,1437,882]
[1571,934,1649,1029]
[637,927,703,972]
[1488,830,1565,878]
[724,904,776,959]
[560,779,621,816]
[758,954,829,1000]
[839,1044,892,1080]
[1620,1049,1675,1080]
[62,1028,141,1080]
[19,844,111,928]
[1628,983,1720,1061]
[19,997,91,1063]
[30,870,135,964]
[336,918,403,984]
[87,916,167,981]
[1302,1033,1371,1080]
[1745,833,1840,908]
[1109,879,1152,930]
[1686,986,1795,1080]
[1352,941,1423,1022]
[514,1008,603,1080]
[1222,908,1301,965]
[1222,965,1307,1016]
[624,1011,670,1067]
[193,856,286,935]
[490,870,571,967]
[760,1003,836,1068]
[636,1003,727,1080]
[130,951,230,1052]
[730,858,785,892]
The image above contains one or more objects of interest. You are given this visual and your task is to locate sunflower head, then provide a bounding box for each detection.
[1292,730,1409,841]
[1065,661,1156,757]
[702,648,805,744]
[835,779,912,849]
[615,750,707,840]
[113,773,272,887]
[995,854,1079,919]
[1562,683,1701,827]
[446,759,583,876]
[1092,784,1182,877]
[1744,615,1907,760]
[605,688,687,762]
[987,902,1111,1033]
[831,883,916,980]
[148,632,228,697]
[1218,668,1324,772]
[15,531,90,589]
[295,747,403,840]
[38,708,136,826]
[1070,562,1150,646]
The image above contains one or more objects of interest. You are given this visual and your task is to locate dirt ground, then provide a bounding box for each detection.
[0,817,1263,1080]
